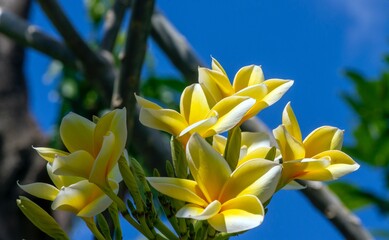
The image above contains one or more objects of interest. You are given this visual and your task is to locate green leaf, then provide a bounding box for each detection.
[96,214,112,240]
[165,160,175,178]
[170,136,188,179]
[371,229,389,239]
[329,182,387,212]
[16,196,69,240]
[224,126,241,171]
[264,147,277,161]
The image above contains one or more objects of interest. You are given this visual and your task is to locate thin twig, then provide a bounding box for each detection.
[101,0,132,52]
[111,0,155,144]
[0,7,78,69]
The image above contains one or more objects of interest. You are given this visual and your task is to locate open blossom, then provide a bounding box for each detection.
[136,83,255,144]
[273,102,360,188]
[198,58,293,123]
[35,108,127,189]
[148,134,281,233]
[19,163,120,217]
[212,131,279,166]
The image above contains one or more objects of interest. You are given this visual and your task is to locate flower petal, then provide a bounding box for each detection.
[303,126,344,157]
[239,147,277,165]
[186,134,231,202]
[180,84,210,124]
[47,163,83,188]
[179,114,217,138]
[283,180,306,190]
[60,112,96,154]
[241,132,272,153]
[94,108,127,171]
[233,65,264,92]
[208,195,264,233]
[262,79,294,106]
[89,132,115,187]
[305,150,360,180]
[273,125,305,161]
[198,67,233,100]
[282,102,302,142]
[135,95,163,109]
[52,180,113,217]
[33,147,69,163]
[220,159,281,203]
[234,84,268,120]
[211,57,227,76]
[77,181,119,217]
[212,134,227,155]
[281,158,331,183]
[147,177,207,206]
[206,96,255,136]
[176,200,221,220]
[18,182,59,201]
[52,150,95,179]
[139,107,187,136]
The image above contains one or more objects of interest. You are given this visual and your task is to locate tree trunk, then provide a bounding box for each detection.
[0,0,53,239]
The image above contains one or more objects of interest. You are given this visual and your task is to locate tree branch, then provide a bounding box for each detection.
[36,0,102,68]
[0,7,78,69]
[300,180,372,240]
[101,0,132,52]
[111,0,155,143]
[151,9,203,84]
[36,0,115,99]
[149,10,372,239]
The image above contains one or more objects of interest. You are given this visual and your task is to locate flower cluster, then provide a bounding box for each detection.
[19,109,127,217]
[137,58,359,233]
[18,57,359,239]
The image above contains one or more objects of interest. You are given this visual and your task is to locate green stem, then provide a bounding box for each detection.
[178,218,188,239]
[154,218,179,240]
[206,225,216,240]
[101,185,155,239]
[82,217,105,240]
[108,203,123,240]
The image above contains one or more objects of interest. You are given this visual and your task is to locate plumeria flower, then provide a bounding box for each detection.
[136,83,255,144]
[18,163,119,217]
[213,131,280,165]
[147,134,281,233]
[198,58,293,123]
[34,108,127,190]
[273,102,360,188]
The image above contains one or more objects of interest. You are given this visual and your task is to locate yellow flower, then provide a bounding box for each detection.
[198,58,293,122]
[273,102,359,188]
[213,132,279,165]
[37,108,127,189]
[19,163,119,217]
[147,134,281,233]
[136,83,255,144]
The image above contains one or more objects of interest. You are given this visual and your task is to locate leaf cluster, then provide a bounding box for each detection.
[331,54,389,223]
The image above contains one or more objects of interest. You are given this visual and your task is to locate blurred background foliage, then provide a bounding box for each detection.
[330,53,389,236]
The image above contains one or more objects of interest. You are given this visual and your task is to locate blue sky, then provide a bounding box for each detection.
[26,0,389,239]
